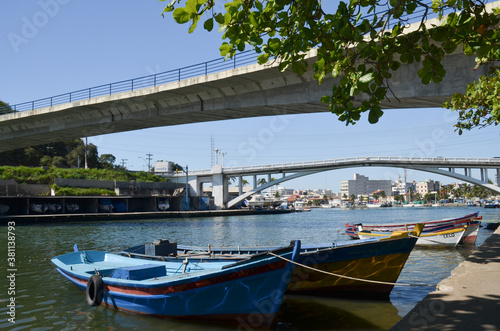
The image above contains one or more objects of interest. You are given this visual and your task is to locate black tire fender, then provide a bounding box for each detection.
[86,274,104,306]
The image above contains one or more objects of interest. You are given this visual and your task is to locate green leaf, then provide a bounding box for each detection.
[249,12,259,27]
[214,13,225,25]
[407,2,417,14]
[390,61,401,71]
[267,38,281,52]
[257,53,269,64]
[392,24,400,37]
[421,38,430,52]
[172,7,191,24]
[188,19,198,33]
[292,61,308,75]
[223,12,232,25]
[431,27,448,42]
[224,1,243,15]
[368,106,383,124]
[219,43,231,56]
[400,52,409,63]
[443,40,458,54]
[204,18,214,31]
[359,72,375,83]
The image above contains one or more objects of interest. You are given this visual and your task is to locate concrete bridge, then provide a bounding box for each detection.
[1,2,498,152]
[164,156,500,209]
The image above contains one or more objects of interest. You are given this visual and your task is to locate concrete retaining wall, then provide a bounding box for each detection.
[0,180,18,196]
[53,178,185,196]
[1,179,185,197]
[54,178,115,190]
[0,180,51,196]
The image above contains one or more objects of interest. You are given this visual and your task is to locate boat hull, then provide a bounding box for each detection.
[57,266,286,326]
[346,212,480,244]
[287,237,417,298]
[52,245,299,327]
[359,227,466,247]
[123,236,418,299]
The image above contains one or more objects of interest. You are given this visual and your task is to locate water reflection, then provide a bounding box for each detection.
[276,295,400,330]
[0,207,498,330]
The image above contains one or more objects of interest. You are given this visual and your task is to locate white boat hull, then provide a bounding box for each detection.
[359,227,466,247]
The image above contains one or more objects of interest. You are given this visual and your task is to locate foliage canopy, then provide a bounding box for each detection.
[161,0,500,132]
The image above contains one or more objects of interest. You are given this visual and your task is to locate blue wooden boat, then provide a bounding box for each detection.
[52,241,301,327]
[122,227,423,299]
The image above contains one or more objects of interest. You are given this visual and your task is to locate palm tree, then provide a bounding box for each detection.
[407,187,414,202]
[462,183,471,199]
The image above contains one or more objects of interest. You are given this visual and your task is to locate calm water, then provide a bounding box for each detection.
[1,206,499,330]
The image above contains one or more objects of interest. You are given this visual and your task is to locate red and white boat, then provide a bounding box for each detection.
[345,212,481,245]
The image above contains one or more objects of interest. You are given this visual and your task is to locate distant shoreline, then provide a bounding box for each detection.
[0,208,292,224]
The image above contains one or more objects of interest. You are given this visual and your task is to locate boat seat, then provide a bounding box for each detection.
[111,264,166,280]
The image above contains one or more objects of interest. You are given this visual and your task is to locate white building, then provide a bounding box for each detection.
[392,177,416,196]
[416,180,441,196]
[341,174,392,199]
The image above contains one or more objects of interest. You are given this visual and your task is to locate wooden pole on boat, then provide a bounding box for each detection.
[185,165,189,208]
[84,137,88,169]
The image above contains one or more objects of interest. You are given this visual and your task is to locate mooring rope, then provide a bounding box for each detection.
[268,252,435,287]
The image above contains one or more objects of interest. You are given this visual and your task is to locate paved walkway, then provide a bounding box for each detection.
[391,226,500,331]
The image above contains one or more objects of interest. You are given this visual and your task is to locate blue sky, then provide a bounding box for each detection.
[1,1,498,192]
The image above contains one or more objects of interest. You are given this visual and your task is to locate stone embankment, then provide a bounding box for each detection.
[391,226,500,330]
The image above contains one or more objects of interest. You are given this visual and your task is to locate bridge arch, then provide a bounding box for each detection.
[220,159,500,209]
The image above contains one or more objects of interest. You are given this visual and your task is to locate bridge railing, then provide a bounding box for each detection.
[176,157,500,177]
[0,51,257,114]
[0,1,458,115]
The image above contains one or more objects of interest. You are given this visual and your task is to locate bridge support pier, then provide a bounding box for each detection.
[211,165,228,209]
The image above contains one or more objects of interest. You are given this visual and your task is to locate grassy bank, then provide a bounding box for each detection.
[0,166,166,185]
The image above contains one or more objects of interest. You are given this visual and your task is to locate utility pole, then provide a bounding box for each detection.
[146,153,153,173]
[220,152,227,167]
[121,159,127,168]
[211,136,215,167]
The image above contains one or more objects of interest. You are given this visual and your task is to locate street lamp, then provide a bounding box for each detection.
[138,153,153,172]
[138,156,148,172]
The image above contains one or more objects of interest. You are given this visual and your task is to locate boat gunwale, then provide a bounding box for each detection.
[52,247,295,291]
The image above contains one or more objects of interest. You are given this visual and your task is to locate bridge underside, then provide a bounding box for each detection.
[215,163,500,209]
[0,51,488,152]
